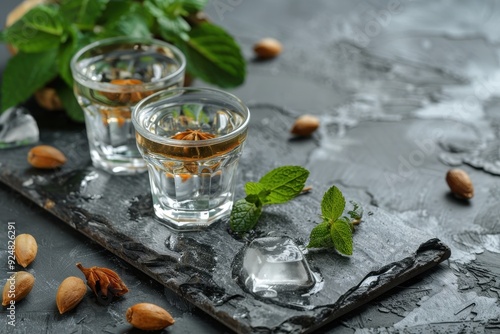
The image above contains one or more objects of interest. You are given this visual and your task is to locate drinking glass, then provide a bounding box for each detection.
[71,37,186,174]
[132,88,250,230]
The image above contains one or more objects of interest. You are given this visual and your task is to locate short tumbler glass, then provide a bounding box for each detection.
[132,88,250,231]
[71,37,186,174]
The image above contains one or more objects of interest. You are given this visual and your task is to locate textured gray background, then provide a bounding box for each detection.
[1,0,500,333]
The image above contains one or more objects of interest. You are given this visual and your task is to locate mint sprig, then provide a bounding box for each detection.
[230,166,309,234]
[0,0,245,118]
[307,186,363,255]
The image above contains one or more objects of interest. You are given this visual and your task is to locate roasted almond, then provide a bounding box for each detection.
[291,115,320,137]
[2,271,35,306]
[56,276,87,314]
[254,38,283,59]
[126,303,175,330]
[446,169,474,199]
[27,145,67,169]
[14,234,37,268]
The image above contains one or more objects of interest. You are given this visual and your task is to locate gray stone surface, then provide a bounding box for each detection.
[0,104,451,333]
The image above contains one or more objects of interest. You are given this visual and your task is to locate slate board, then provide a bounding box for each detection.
[0,106,450,333]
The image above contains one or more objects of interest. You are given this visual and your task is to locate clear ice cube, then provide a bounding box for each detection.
[0,107,39,149]
[241,237,315,297]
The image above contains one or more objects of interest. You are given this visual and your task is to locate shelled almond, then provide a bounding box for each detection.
[126,303,175,330]
[27,145,67,169]
[2,271,35,306]
[14,234,37,268]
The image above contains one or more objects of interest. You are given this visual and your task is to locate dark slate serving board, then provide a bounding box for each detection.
[0,106,450,333]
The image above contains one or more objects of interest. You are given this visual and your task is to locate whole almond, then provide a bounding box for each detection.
[291,115,320,137]
[56,277,87,314]
[446,169,474,199]
[254,38,282,59]
[14,234,37,268]
[2,271,35,306]
[27,145,67,169]
[34,87,63,111]
[126,303,175,330]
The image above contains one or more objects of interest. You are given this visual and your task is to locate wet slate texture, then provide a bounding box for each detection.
[2,0,500,333]
[0,105,451,333]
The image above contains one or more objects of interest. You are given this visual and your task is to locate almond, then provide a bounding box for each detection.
[27,145,67,169]
[2,271,35,306]
[291,115,320,137]
[446,169,474,199]
[254,38,282,59]
[34,87,63,111]
[56,277,87,314]
[14,234,37,268]
[126,303,175,330]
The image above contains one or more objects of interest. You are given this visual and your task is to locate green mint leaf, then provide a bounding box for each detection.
[307,221,334,248]
[158,16,191,41]
[245,183,271,204]
[230,199,262,233]
[347,200,363,221]
[60,0,109,30]
[176,22,245,88]
[58,84,84,122]
[97,0,135,25]
[181,0,208,13]
[258,166,309,205]
[3,5,67,53]
[1,50,58,112]
[245,182,267,195]
[145,0,191,41]
[99,3,153,38]
[321,185,345,222]
[57,28,91,87]
[330,217,353,255]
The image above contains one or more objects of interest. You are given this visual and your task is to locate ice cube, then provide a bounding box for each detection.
[0,107,39,149]
[241,237,315,297]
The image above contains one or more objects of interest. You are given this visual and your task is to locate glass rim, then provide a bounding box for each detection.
[70,36,186,93]
[132,87,250,147]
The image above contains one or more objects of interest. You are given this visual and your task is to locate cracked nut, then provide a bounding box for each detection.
[27,145,67,169]
[254,38,282,59]
[446,169,474,199]
[2,271,35,306]
[291,115,320,137]
[14,234,37,268]
[126,303,175,330]
[56,276,87,314]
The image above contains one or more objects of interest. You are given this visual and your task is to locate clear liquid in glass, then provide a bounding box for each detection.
[74,44,182,174]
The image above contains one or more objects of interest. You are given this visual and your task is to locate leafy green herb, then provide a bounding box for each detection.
[307,221,333,248]
[230,166,309,234]
[0,0,245,119]
[1,49,58,112]
[307,185,363,256]
[3,5,67,53]
[258,165,310,204]
[60,0,109,30]
[330,217,353,255]
[348,200,363,221]
[230,198,262,234]
[176,23,246,88]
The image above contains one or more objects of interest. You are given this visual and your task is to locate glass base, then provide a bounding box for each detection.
[91,151,147,175]
[153,200,233,231]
